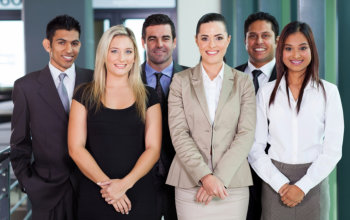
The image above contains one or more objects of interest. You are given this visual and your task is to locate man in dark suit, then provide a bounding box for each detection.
[10,15,93,220]
[235,12,279,220]
[140,14,188,220]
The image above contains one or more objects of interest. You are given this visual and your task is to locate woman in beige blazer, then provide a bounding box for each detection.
[166,13,256,220]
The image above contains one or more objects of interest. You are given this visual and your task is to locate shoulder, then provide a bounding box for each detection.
[320,79,340,98]
[234,62,247,71]
[14,68,45,87]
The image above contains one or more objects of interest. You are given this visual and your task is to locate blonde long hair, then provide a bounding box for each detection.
[81,25,148,121]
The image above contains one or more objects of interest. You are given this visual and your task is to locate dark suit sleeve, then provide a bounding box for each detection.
[10,80,33,187]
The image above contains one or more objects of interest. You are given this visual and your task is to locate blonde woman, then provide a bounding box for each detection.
[68,25,161,219]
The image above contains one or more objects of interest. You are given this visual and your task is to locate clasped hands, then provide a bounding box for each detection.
[278,183,305,208]
[98,179,131,215]
[196,174,228,205]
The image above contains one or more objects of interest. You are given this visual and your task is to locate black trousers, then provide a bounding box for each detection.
[246,166,262,220]
[31,186,75,220]
[154,181,177,220]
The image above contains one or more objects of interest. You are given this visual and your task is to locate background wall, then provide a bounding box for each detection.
[176,0,220,67]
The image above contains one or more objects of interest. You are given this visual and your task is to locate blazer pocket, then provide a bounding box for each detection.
[33,164,51,182]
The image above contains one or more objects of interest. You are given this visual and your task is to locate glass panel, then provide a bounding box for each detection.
[124,19,145,64]
[0,20,24,88]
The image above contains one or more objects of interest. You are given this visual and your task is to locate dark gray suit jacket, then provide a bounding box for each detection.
[141,62,188,182]
[235,62,277,83]
[10,65,93,210]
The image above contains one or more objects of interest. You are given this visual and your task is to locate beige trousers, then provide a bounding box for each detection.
[175,186,249,220]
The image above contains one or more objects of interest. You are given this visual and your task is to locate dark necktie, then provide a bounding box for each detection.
[58,73,70,113]
[252,69,263,94]
[154,72,165,107]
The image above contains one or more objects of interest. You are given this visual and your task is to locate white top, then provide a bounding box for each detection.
[201,62,224,124]
[248,76,344,195]
[49,62,76,106]
[245,58,275,88]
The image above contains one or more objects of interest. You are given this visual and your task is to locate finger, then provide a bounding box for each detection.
[119,199,129,214]
[113,203,120,212]
[196,187,204,202]
[124,196,132,211]
[197,189,205,203]
[108,199,116,204]
[205,196,213,205]
[218,188,226,199]
[116,201,125,214]
[202,194,209,204]
[97,180,112,186]
[223,188,228,197]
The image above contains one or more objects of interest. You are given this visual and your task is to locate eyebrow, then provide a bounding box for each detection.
[147,35,171,39]
[199,33,224,37]
[110,47,133,50]
[56,38,80,42]
[284,42,309,46]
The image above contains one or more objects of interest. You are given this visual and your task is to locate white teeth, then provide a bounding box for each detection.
[63,56,73,60]
[291,60,302,64]
[207,51,218,55]
[254,48,266,52]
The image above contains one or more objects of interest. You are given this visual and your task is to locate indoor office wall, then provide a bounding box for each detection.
[222,0,339,219]
[23,0,94,73]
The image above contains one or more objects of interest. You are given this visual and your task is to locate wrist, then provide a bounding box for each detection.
[122,175,135,190]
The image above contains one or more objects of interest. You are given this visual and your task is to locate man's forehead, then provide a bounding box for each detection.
[145,24,172,36]
[53,29,80,39]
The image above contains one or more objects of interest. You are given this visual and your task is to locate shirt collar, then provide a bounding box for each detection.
[247,58,275,79]
[49,62,75,80]
[201,62,225,82]
[145,61,174,78]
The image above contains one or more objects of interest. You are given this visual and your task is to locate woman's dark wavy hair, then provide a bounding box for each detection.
[269,21,325,113]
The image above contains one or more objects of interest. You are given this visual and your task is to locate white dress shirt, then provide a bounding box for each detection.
[201,62,224,124]
[245,58,275,88]
[248,76,344,195]
[49,62,76,106]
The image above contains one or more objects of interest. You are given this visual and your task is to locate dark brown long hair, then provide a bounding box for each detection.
[269,21,325,113]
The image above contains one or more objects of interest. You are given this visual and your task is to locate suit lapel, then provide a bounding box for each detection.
[214,64,234,121]
[37,66,68,121]
[269,65,277,82]
[191,64,211,124]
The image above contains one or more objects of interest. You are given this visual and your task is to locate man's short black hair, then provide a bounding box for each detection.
[142,14,176,40]
[46,14,81,43]
[244,12,279,39]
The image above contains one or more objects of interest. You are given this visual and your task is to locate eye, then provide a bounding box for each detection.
[300,46,308,51]
[126,49,133,54]
[72,41,80,46]
[284,47,292,51]
[58,41,65,45]
[248,34,256,39]
[216,36,224,40]
[163,36,171,41]
[111,49,118,54]
[201,36,208,41]
[148,37,156,41]
[262,34,271,39]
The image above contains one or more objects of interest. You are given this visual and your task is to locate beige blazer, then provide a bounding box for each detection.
[166,63,256,188]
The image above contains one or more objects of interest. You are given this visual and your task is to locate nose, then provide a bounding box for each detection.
[257,36,263,44]
[156,39,163,48]
[65,43,73,53]
[209,38,216,48]
[292,49,301,58]
[118,52,126,62]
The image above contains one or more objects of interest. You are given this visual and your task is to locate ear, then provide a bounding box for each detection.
[42,38,51,53]
[276,35,280,44]
[227,35,231,45]
[195,35,199,47]
[173,37,177,49]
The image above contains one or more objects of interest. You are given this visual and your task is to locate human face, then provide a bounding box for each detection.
[43,29,80,72]
[245,20,277,68]
[142,24,176,70]
[282,32,311,76]
[106,35,135,78]
[196,21,231,67]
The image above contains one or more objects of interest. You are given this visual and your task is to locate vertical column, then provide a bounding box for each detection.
[23,0,94,73]
[337,0,350,219]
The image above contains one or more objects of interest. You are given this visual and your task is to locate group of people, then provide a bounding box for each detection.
[9,10,343,220]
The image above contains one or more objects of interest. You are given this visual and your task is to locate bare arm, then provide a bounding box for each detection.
[68,100,109,183]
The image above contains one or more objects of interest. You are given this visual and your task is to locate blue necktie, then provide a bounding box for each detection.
[58,73,70,113]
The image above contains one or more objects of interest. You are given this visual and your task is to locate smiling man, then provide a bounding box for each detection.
[10,15,93,220]
[140,14,188,220]
[235,12,279,220]
[236,12,279,94]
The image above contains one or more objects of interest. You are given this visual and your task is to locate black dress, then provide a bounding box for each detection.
[73,85,159,220]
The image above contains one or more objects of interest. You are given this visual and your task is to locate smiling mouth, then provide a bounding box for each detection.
[114,64,127,69]
[290,60,303,65]
[253,48,266,52]
[206,50,219,55]
[62,56,74,62]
